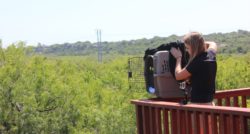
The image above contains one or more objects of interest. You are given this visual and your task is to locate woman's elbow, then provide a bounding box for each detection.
[175,74,183,80]
[174,70,191,80]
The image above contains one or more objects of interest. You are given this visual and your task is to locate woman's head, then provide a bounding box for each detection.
[183,32,205,60]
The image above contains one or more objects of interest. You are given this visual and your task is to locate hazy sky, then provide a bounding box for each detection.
[1,0,250,47]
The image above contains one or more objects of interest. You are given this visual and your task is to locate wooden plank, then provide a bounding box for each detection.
[163,109,169,134]
[177,110,181,134]
[219,114,225,134]
[217,99,222,106]
[224,115,229,134]
[155,108,162,134]
[234,116,240,134]
[193,112,199,134]
[136,105,144,134]
[210,113,218,134]
[240,116,247,134]
[229,114,234,134]
[142,106,150,134]
[214,88,250,98]
[202,112,208,134]
[149,107,153,134]
[225,97,231,106]
[178,110,186,134]
[131,100,250,116]
[180,110,186,134]
[171,109,177,134]
[241,96,247,108]
[185,111,191,134]
[233,96,239,107]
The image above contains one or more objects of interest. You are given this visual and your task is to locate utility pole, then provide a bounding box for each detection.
[96,29,102,63]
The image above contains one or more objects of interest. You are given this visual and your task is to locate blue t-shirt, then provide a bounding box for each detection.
[186,50,217,103]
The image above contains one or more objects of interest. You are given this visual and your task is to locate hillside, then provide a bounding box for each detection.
[32,30,250,56]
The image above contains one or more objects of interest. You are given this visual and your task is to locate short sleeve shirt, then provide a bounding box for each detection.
[186,49,217,103]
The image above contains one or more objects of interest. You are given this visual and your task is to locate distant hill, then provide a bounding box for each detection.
[32,30,250,56]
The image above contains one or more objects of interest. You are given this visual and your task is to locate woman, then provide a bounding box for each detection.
[170,32,217,105]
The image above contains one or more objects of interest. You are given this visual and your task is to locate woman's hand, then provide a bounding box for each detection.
[170,48,182,59]
[205,41,217,53]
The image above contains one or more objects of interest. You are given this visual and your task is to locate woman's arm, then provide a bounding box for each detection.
[170,48,191,80]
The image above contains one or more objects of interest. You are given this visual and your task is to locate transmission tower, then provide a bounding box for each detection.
[96,29,102,63]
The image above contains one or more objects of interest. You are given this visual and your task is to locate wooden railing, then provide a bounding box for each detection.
[214,88,250,107]
[131,88,250,134]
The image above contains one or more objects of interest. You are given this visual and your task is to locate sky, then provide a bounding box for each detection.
[1,0,250,47]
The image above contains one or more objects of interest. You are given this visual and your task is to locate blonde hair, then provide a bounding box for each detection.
[183,32,205,62]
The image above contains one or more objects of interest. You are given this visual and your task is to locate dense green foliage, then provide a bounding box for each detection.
[32,30,250,56]
[216,53,250,90]
[0,44,149,133]
[0,40,249,133]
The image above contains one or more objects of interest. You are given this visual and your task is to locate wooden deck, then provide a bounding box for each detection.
[131,88,250,134]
